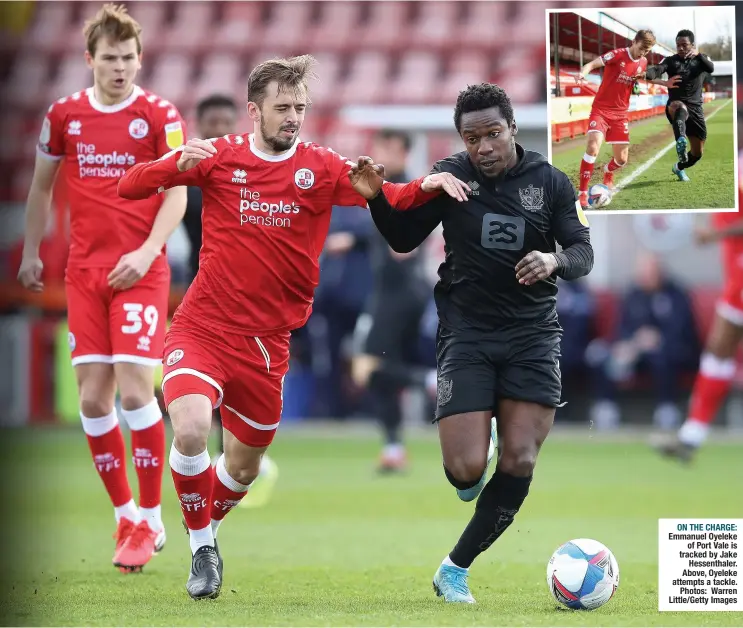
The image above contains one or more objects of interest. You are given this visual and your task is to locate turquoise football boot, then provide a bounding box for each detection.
[433,563,476,603]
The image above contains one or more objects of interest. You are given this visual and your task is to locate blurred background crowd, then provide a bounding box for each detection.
[0,1,741,470]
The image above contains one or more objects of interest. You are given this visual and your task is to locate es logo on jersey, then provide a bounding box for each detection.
[480,213,525,250]
[295,168,314,189]
[129,118,149,139]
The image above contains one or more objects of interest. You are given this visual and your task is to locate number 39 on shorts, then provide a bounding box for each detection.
[121,303,159,336]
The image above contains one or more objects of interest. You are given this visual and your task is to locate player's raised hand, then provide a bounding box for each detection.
[17,255,44,292]
[685,46,699,59]
[421,173,471,202]
[177,138,216,172]
[515,251,559,286]
[107,245,159,291]
[349,156,386,200]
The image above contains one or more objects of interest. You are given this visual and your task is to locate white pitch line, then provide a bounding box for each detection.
[614,99,732,193]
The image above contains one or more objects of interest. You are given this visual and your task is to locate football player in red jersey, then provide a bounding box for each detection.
[118,54,468,599]
[17,4,188,572]
[655,160,743,462]
[576,30,657,207]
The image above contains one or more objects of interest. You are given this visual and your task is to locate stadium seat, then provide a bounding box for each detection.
[149,54,194,108]
[164,2,216,54]
[21,2,75,54]
[211,2,263,53]
[192,53,243,104]
[496,47,543,103]
[408,1,464,49]
[259,2,315,53]
[4,54,49,111]
[323,123,370,162]
[132,1,169,54]
[48,54,91,102]
[388,52,440,104]
[359,2,411,51]
[341,52,391,104]
[512,1,552,45]
[456,2,509,48]
[308,2,364,52]
[308,53,343,109]
[439,52,493,104]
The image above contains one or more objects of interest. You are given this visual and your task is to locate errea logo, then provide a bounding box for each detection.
[68,120,82,135]
[467,181,480,196]
[232,169,247,184]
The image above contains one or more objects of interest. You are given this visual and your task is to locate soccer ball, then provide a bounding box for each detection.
[546,538,619,610]
[588,183,612,208]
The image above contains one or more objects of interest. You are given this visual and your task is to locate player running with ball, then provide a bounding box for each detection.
[118,54,468,600]
[351,83,594,603]
[18,4,188,574]
[576,30,657,208]
[644,30,715,182]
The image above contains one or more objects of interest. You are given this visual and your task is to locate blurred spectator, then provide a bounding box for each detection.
[589,253,700,430]
[555,277,596,420]
[309,203,375,419]
[182,94,238,281]
[350,129,434,472]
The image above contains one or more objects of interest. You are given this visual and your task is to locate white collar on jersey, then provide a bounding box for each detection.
[248,133,300,162]
[86,85,143,113]
[626,47,639,62]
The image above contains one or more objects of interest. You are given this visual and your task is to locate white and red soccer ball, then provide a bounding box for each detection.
[547,538,620,610]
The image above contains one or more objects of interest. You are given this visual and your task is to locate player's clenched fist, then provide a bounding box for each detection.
[177,138,217,172]
[17,255,44,292]
[515,251,559,286]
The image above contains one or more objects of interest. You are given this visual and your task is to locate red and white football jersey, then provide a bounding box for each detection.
[119,134,437,336]
[37,86,187,270]
[591,48,648,117]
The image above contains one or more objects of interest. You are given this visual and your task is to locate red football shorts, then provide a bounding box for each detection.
[718,245,743,326]
[161,317,291,448]
[587,110,629,144]
[65,266,170,367]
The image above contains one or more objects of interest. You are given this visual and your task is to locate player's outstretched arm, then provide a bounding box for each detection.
[17,154,62,292]
[108,186,188,290]
[697,53,714,73]
[366,189,445,253]
[118,139,216,200]
[346,157,469,208]
[579,57,604,80]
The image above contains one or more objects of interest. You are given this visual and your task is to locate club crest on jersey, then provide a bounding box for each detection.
[519,184,544,212]
[166,349,184,366]
[165,121,184,149]
[129,118,149,140]
[68,120,82,136]
[589,120,597,128]
[295,168,315,190]
[232,169,247,184]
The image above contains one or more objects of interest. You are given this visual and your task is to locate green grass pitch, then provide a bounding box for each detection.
[2,426,742,626]
[550,99,736,211]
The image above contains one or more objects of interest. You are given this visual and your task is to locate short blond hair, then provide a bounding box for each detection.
[634,29,656,48]
[83,3,142,56]
[247,55,317,108]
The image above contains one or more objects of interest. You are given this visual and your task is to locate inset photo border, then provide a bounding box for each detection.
[545,5,738,214]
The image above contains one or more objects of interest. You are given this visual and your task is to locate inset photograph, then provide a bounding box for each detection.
[548,5,737,212]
